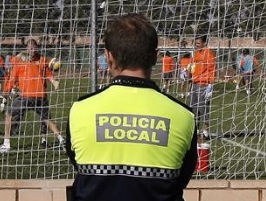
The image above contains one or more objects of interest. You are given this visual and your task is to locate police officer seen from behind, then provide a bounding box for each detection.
[66,13,197,201]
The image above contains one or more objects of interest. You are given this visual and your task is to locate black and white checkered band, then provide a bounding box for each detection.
[77,164,180,179]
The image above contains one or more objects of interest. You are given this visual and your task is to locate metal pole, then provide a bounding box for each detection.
[91,0,97,92]
[217,0,220,78]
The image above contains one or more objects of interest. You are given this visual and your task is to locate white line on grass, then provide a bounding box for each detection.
[221,138,266,157]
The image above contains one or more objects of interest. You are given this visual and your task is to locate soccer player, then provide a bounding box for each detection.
[235,49,260,95]
[162,51,175,93]
[97,51,110,89]
[3,52,50,143]
[0,39,64,153]
[190,35,216,143]
[66,13,197,201]
[179,52,192,98]
[2,52,51,145]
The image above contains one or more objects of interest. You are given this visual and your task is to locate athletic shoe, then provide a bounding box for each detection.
[236,85,240,90]
[180,93,185,98]
[40,140,49,148]
[246,90,251,95]
[186,92,190,97]
[0,144,10,153]
[53,140,66,152]
[59,139,65,145]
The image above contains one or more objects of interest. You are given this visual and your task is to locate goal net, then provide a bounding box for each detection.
[0,0,265,180]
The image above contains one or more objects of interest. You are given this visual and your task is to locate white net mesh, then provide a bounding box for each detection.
[0,0,265,179]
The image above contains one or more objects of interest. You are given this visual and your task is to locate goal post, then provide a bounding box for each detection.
[0,1,265,180]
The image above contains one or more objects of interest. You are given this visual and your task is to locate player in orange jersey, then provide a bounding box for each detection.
[2,52,51,140]
[161,51,175,93]
[190,35,216,145]
[0,39,64,153]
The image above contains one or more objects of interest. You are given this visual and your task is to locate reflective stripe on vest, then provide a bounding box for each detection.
[77,164,180,179]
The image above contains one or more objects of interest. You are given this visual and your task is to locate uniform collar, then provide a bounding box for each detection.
[111,75,160,91]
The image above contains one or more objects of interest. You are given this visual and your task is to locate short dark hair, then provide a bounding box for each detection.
[242,49,250,55]
[196,35,207,43]
[104,13,158,71]
[26,39,38,46]
[165,51,171,57]
[183,52,191,58]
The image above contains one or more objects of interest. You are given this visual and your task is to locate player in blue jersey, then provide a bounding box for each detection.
[97,51,110,89]
[236,49,260,95]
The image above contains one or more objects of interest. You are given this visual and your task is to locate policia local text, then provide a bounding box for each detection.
[96,114,170,146]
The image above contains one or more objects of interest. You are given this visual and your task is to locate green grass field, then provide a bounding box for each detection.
[0,71,265,179]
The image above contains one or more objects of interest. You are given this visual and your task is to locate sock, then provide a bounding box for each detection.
[4,139,10,147]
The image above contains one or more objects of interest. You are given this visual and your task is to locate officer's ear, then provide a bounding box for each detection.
[105,49,120,77]
[105,49,116,69]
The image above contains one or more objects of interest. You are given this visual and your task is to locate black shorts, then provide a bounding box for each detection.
[163,72,173,80]
[241,72,252,82]
[0,67,5,78]
[7,96,51,121]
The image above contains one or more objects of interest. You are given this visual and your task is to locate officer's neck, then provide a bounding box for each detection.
[119,68,151,79]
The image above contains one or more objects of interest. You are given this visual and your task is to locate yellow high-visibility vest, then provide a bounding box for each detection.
[69,82,195,175]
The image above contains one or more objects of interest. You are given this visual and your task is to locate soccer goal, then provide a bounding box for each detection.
[0,1,265,180]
